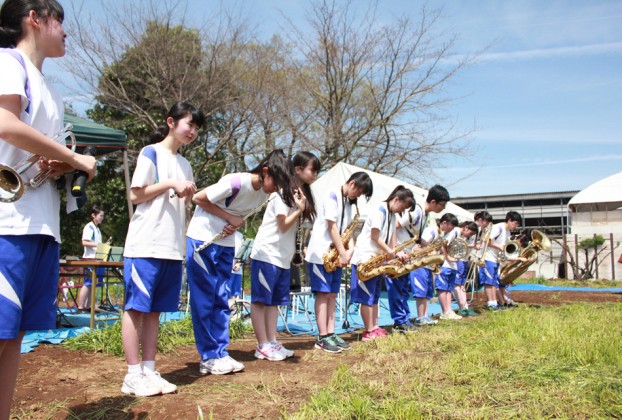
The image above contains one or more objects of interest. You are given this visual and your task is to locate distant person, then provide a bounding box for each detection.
[0,0,96,417]
[121,102,205,397]
[77,205,107,313]
[304,172,373,353]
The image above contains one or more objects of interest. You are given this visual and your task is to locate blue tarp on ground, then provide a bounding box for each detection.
[22,283,621,353]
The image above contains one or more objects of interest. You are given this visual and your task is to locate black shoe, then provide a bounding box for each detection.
[76,308,90,314]
[393,322,418,333]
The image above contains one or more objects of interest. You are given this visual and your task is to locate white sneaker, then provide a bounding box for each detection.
[440,311,463,320]
[121,372,161,397]
[254,344,286,361]
[199,357,234,375]
[224,356,245,372]
[270,341,294,358]
[144,371,177,394]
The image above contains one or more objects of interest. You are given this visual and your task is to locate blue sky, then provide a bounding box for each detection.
[47,0,622,198]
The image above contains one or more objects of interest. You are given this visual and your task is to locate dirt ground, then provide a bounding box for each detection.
[13,290,622,419]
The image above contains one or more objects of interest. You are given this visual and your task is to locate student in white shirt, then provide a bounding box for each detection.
[121,102,205,397]
[304,172,373,353]
[0,1,96,416]
[350,186,415,341]
[454,221,479,317]
[478,211,522,311]
[250,151,320,361]
[77,205,106,312]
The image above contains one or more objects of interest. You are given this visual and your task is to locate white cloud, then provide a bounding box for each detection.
[446,154,622,172]
[475,42,622,63]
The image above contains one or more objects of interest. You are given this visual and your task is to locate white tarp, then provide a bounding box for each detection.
[568,170,622,206]
[310,162,473,222]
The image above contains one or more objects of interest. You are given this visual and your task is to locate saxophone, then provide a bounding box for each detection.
[323,206,360,272]
[355,236,419,280]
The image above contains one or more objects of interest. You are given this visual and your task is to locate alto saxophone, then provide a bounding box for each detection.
[322,206,360,272]
[357,237,443,281]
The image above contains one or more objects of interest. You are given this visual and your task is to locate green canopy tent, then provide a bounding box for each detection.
[63,114,133,218]
[63,114,126,156]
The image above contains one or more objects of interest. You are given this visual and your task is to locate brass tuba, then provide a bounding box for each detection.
[499,230,551,286]
[323,206,360,272]
[0,123,76,203]
[499,240,521,263]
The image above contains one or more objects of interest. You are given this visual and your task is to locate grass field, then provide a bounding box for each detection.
[292,303,622,418]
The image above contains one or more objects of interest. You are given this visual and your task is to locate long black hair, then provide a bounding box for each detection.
[250,149,295,208]
[384,185,416,214]
[149,102,206,144]
[292,151,321,222]
[0,0,64,47]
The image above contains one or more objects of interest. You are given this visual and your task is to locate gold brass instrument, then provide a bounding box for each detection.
[446,237,469,260]
[475,224,493,267]
[499,240,521,263]
[499,230,551,286]
[355,236,420,280]
[0,123,76,203]
[323,205,360,272]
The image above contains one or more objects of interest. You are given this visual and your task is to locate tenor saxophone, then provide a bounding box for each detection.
[322,206,360,272]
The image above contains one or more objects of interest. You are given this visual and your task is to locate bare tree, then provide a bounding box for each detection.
[282,0,474,182]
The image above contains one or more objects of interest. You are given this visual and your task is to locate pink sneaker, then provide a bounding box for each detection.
[361,331,376,342]
[373,328,387,337]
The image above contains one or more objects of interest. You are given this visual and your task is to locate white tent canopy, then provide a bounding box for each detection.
[568,170,622,207]
[310,162,473,222]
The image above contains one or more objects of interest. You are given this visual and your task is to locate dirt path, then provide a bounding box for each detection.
[13,290,622,419]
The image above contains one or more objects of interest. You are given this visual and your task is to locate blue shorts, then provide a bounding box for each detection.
[250,260,290,306]
[455,260,468,286]
[436,267,457,291]
[308,263,342,294]
[83,266,105,287]
[0,235,59,339]
[124,257,182,313]
[411,267,434,299]
[479,260,500,288]
[350,264,382,306]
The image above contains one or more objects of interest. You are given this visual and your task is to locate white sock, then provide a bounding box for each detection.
[487,301,497,307]
[142,360,156,373]
[127,364,142,375]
